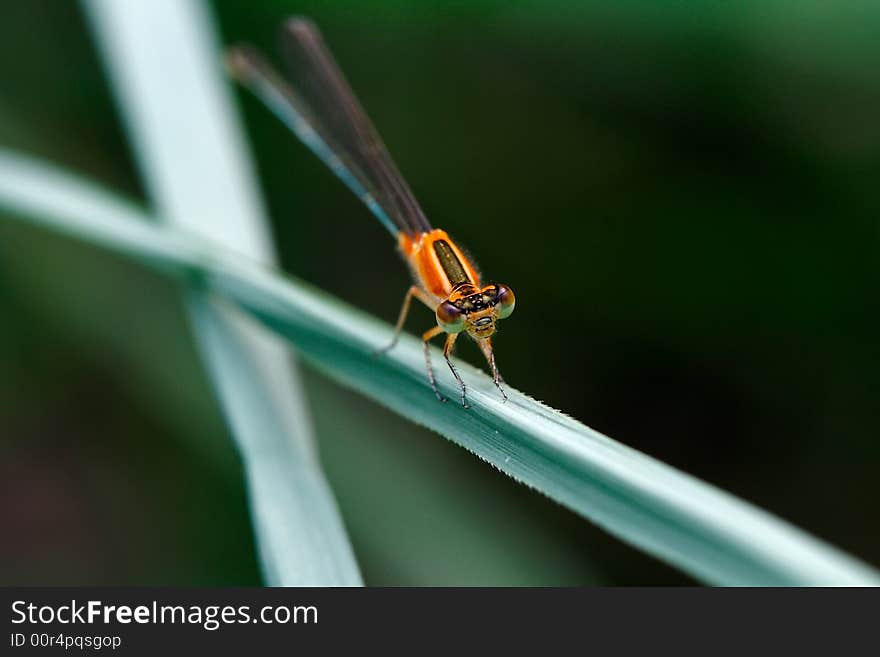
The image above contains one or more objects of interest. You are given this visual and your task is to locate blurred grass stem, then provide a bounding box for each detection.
[79,0,362,586]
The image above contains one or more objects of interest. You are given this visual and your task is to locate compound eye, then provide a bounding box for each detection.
[436,301,466,333]
[494,284,515,319]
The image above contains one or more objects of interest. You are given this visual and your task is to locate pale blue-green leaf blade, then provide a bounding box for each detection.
[1,148,878,586]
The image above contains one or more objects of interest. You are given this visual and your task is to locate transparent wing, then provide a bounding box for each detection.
[278,18,432,236]
[227,44,398,236]
[227,17,431,237]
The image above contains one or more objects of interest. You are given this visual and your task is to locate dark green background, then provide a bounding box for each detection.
[1,1,878,585]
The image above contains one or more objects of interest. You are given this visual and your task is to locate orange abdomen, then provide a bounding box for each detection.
[399,229,481,299]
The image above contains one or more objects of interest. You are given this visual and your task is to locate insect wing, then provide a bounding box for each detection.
[278,17,432,236]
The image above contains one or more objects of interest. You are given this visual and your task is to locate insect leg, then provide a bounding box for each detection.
[374,285,434,356]
[421,325,445,402]
[442,333,468,408]
[478,338,508,402]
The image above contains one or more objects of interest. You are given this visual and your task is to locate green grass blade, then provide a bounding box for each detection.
[80,0,361,585]
[1,148,878,586]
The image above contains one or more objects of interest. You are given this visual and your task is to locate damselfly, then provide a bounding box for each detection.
[227,17,515,407]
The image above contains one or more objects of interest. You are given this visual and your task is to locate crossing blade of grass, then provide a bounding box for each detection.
[80,0,361,586]
[1,148,879,586]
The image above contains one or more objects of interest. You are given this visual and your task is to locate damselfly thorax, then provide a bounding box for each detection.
[399,228,514,340]
[228,18,515,407]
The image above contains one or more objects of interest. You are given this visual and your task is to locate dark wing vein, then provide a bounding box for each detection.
[228,43,400,235]
[278,17,432,236]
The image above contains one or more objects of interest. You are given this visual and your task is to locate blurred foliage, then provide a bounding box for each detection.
[1,0,878,584]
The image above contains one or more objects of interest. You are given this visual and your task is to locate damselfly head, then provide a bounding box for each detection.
[436,284,516,339]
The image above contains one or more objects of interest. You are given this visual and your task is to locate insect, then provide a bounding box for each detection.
[227,17,515,407]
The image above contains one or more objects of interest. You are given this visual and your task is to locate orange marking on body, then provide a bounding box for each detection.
[398,229,481,299]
